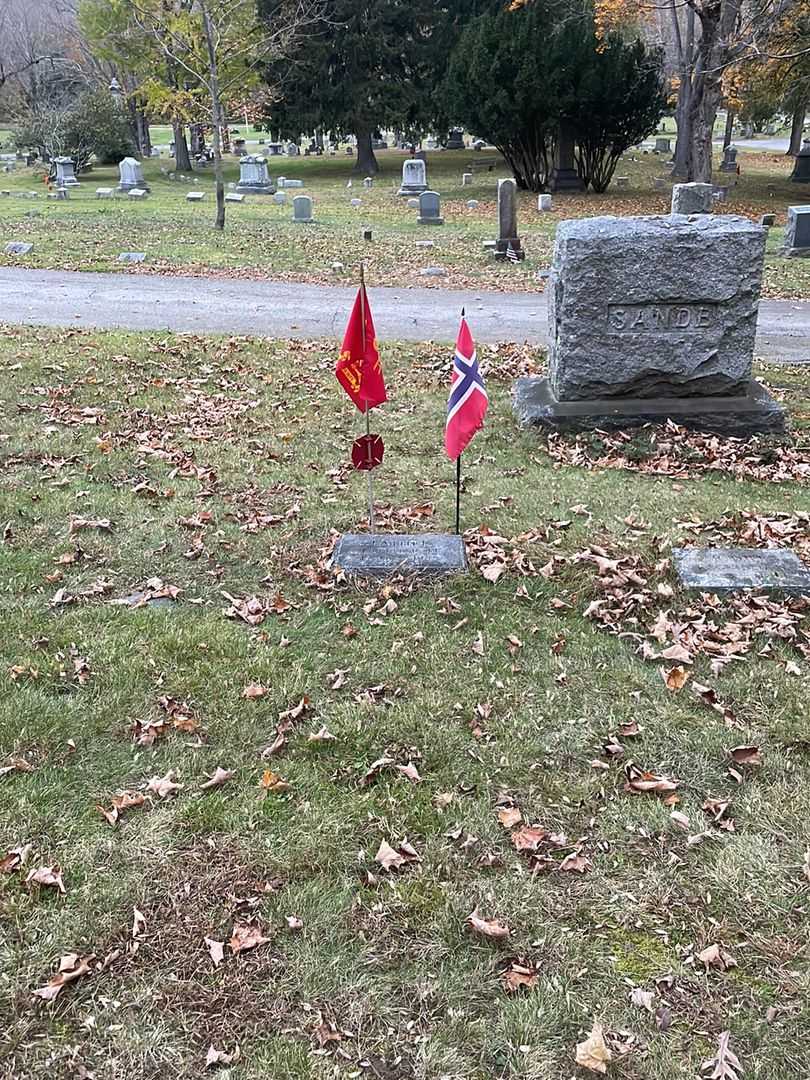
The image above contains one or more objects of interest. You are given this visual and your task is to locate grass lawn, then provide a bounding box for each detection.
[1,145,810,298]
[1,323,809,1079]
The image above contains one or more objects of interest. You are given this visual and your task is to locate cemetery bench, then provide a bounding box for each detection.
[468,157,499,173]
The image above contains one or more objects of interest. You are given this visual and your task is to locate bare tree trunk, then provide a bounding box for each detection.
[723,108,734,149]
[669,0,693,178]
[354,129,378,174]
[136,110,151,157]
[173,121,192,171]
[202,4,226,230]
[789,98,806,155]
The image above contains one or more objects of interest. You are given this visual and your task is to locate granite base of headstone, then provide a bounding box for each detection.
[672,547,810,595]
[784,205,810,255]
[333,533,467,578]
[513,213,787,437]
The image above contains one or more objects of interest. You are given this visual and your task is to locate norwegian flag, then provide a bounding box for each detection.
[445,312,488,461]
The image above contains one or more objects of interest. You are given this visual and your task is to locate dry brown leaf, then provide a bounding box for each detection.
[32,953,95,1002]
[0,843,32,873]
[204,936,225,967]
[467,908,510,941]
[497,806,523,829]
[375,838,419,871]
[630,987,655,1013]
[502,962,538,992]
[697,943,738,972]
[511,825,547,852]
[206,1044,240,1068]
[25,864,65,894]
[285,915,304,931]
[559,851,592,873]
[729,744,762,766]
[701,1030,742,1080]
[200,767,234,791]
[229,921,270,955]
[146,770,183,799]
[242,683,268,699]
[258,768,290,796]
[96,790,146,827]
[575,1021,613,1074]
[395,762,422,784]
[308,725,336,744]
[662,665,690,692]
[482,561,506,583]
[624,762,680,795]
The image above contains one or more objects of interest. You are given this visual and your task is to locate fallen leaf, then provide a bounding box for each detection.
[467,908,509,941]
[662,665,690,692]
[395,762,422,783]
[0,843,32,873]
[308,725,336,744]
[511,825,547,852]
[559,851,592,873]
[199,767,234,791]
[575,1021,612,1075]
[285,915,304,931]
[697,943,737,972]
[497,806,522,829]
[132,907,146,939]
[630,987,655,1013]
[242,683,268,699]
[96,790,146,827]
[146,770,183,799]
[502,961,538,992]
[229,921,270,955]
[729,744,762,766]
[375,838,419,872]
[701,1030,742,1080]
[258,768,289,796]
[204,936,225,967]
[624,762,679,795]
[206,1044,240,1068]
[33,953,95,1002]
[25,864,66,894]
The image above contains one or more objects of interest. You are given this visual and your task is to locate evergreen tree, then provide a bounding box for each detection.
[258,0,455,173]
[445,0,665,192]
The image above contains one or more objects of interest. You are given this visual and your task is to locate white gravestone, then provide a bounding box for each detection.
[117,157,149,193]
[53,158,79,187]
[398,158,428,196]
[538,194,552,211]
[186,191,205,201]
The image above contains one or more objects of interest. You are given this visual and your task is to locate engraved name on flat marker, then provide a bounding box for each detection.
[607,302,720,332]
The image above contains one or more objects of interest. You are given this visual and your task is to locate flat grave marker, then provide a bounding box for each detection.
[333,533,467,578]
[673,548,810,595]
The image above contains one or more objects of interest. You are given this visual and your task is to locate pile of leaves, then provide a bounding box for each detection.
[543,421,810,484]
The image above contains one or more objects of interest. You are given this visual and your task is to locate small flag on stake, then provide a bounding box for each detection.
[335,283,386,413]
[445,313,488,461]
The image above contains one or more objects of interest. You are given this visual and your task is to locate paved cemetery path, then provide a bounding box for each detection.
[1,266,809,362]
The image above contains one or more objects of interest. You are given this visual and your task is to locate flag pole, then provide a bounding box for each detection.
[454,306,466,536]
[359,262,375,533]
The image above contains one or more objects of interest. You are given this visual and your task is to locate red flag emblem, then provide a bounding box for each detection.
[445,315,488,460]
[336,285,387,412]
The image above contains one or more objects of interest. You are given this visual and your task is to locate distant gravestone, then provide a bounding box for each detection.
[417,190,444,225]
[267,143,284,156]
[117,157,149,193]
[284,179,304,188]
[462,173,472,186]
[466,199,479,209]
[673,548,810,595]
[350,197,362,207]
[445,128,465,150]
[274,191,287,205]
[363,176,373,189]
[784,205,810,255]
[50,189,69,200]
[720,145,738,173]
[293,194,313,223]
[653,177,669,191]
[225,192,245,203]
[614,176,630,189]
[233,139,247,156]
[513,214,785,437]
[333,533,467,577]
[236,155,273,195]
[4,241,32,255]
[671,182,713,215]
[792,140,810,183]
[187,191,205,201]
[95,187,114,198]
[407,197,419,209]
[760,213,776,227]
[494,178,524,260]
[127,188,148,199]
[538,194,552,211]
[398,158,428,196]
[53,157,79,187]
[655,136,672,154]
[118,252,145,263]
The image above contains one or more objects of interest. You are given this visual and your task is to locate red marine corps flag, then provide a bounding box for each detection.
[335,281,387,412]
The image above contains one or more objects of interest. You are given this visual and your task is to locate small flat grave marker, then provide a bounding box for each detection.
[187,191,205,201]
[333,533,467,578]
[118,252,145,263]
[95,187,114,198]
[127,188,148,199]
[225,192,245,202]
[4,241,32,255]
[672,547,810,595]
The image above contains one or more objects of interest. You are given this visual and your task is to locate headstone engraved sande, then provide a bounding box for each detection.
[513,214,785,435]
[398,158,428,196]
[236,155,274,194]
[333,533,467,577]
[417,190,444,225]
[117,157,149,193]
[494,178,524,260]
